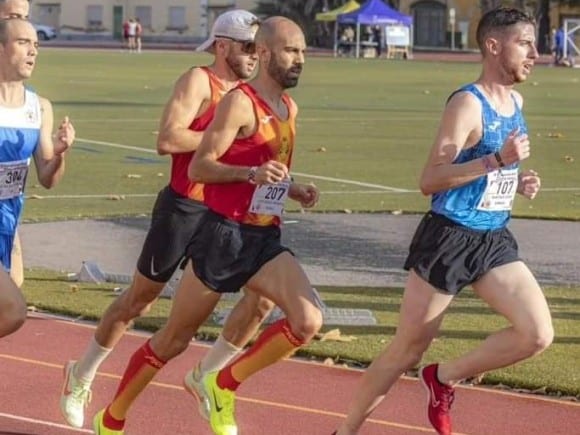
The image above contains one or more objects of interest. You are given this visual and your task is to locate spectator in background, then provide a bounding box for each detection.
[122,18,130,50]
[339,25,355,56]
[135,18,142,53]
[127,18,137,53]
[554,25,564,65]
[373,25,383,57]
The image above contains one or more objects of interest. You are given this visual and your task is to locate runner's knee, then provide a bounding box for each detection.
[390,332,433,369]
[288,304,323,342]
[518,322,554,356]
[0,297,26,337]
[151,327,192,361]
[119,282,163,319]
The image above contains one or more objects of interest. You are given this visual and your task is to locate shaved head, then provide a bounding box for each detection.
[254,16,306,90]
[255,16,303,49]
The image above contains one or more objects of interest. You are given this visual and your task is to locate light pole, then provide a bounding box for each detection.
[449,7,456,51]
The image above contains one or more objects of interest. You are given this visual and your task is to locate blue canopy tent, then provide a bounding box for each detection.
[337,0,413,58]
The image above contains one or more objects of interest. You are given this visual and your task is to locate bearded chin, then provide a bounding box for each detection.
[267,59,296,89]
[225,55,247,79]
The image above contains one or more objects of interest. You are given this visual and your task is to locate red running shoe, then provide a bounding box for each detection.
[419,364,455,435]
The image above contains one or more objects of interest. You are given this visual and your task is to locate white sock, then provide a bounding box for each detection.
[199,334,243,374]
[74,336,112,385]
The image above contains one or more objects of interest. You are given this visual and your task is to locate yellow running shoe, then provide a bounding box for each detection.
[203,371,238,435]
[183,363,211,420]
[60,360,92,428]
[93,409,124,435]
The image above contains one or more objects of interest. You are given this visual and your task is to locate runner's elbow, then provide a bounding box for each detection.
[38,175,56,189]
[156,137,171,155]
[419,177,436,196]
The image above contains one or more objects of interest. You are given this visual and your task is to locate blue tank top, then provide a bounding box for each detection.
[431,84,527,230]
[0,88,41,237]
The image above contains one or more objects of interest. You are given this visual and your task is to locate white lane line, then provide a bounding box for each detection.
[0,412,93,433]
[26,193,158,199]
[77,137,157,154]
[76,137,410,192]
[293,172,409,192]
[75,138,580,194]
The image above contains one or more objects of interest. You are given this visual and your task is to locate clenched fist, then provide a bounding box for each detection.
[517,169,541,199]
[54,116,75,155]
[498,129,530,166]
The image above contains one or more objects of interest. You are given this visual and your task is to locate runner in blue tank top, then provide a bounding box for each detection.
[335,8,553,435]
[431,83,528,230]
[0,0,34,290]
[0,18,75,339]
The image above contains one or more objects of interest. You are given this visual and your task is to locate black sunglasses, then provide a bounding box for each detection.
[216,36,256,54]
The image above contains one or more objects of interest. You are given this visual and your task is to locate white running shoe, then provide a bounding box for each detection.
[60,360,92,428]
[183,363,211,420]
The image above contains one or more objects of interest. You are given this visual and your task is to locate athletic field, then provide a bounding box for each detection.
[23,48,580,221]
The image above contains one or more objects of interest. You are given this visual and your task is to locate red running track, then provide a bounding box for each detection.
[0,313,578,435]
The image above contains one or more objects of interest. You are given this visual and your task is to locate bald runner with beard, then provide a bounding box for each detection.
[61,10,276,431]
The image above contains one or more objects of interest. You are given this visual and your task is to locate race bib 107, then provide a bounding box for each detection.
[477,168,518,212]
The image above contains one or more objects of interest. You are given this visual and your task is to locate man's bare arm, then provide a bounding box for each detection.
[156,68,209,155]
[419,92,496,195]
[33,98,75,189]
[188,90,256,183]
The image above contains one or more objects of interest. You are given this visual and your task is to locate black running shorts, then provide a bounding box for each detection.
[186,210,291,293]
[136,186,208,283]
[404,212,520,295]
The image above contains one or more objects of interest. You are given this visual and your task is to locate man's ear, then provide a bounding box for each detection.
[485,36,500,56]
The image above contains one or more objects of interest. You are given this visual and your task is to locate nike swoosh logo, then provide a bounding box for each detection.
[430,384,441,408]
[213,389,223,412]
[150,256,160,277]
[63,365,73,396]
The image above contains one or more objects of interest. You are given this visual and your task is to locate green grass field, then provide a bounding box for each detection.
[22,269,580,397]
[22,48,580,221]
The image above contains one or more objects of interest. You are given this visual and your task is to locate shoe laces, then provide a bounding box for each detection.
[70,382,92,408]
[439,387,455,413]
[192,365,202,383]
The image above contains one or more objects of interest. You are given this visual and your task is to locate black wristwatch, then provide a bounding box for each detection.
[247,166,257,184]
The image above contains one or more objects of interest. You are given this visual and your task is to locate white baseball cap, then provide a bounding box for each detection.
[196,10,260,52]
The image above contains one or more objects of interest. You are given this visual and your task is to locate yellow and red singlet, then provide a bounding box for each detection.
[204,83,297,227]
[169,66,231,201]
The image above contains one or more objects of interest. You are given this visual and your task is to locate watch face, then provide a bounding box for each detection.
[248,166,257,184]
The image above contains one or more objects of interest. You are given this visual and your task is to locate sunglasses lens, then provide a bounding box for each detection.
[242,42,256,54]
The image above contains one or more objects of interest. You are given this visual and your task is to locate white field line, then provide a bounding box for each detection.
[0,412,93,433]
[76,137,409,192]
[75,138,580,194]
[26,193,158,199]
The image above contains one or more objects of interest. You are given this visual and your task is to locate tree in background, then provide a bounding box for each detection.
[479,0,580,53]
[254,0,355,46]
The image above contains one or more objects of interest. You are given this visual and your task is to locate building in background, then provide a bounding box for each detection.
[398,0,580,50]
[28,0,264,41]
[26,0,580,49]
